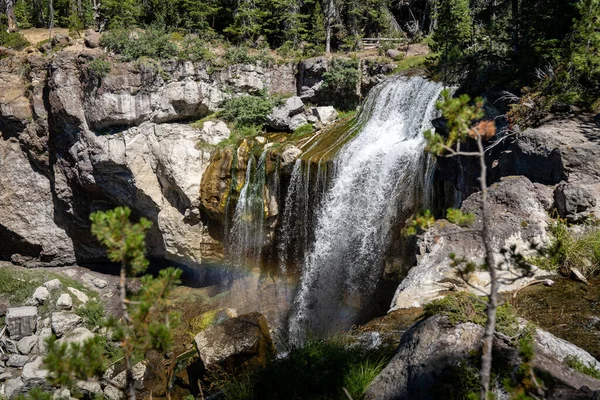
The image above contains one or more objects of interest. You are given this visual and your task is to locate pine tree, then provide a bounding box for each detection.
[571,0,600,90]
[224,0,268,43]
[43,207,182,400]
[431,0,472,54]
[182,0,221,35]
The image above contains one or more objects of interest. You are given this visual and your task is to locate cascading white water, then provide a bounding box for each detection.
[288,76,444,343]
[228,151,268,265]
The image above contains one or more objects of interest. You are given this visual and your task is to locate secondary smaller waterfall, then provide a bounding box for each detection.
[228,151,269,266]
[288,76,444,343]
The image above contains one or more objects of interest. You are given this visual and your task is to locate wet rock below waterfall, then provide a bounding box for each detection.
[193,312,275,373]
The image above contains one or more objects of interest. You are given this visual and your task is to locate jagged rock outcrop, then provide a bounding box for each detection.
[0,47,394,268]
[391,176,552,310]
[365,315,600,400]
[193,312,275,373]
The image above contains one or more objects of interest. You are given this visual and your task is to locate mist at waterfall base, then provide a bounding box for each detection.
[213,76,443,344]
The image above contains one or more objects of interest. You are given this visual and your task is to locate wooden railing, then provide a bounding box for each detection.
[361,37,406,50]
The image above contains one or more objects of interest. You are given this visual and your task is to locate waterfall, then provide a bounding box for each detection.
[228,151,268,266]
[288,76,444,343]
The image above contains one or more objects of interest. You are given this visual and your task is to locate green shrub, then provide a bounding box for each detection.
[88,57,112,81]
[178,36,215,62]
[322,58,360,110]
[219,93,275,128]
[0,28,30,50]
[391,55,428,73]
[224,46,275,66]
[76,300,105,329]
[100,26,178,61]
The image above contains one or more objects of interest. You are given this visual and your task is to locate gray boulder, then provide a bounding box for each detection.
[51,312,82,337]
[84,29,101,49]
[67,287,89,304]
[37,327,52,354]
[51,34,71,48]
[81,273,108,289]
[193,312,275,372]
[75,380,103,397]
[312,106,338,126]
[280,146,303,171]
[266,96,305,131]
[7,354,29,368]
[56,293,73,310]
[289,114,309,131]
[365,315,483,400]
[554,182,597,223]
[43,279,62,291]
[386,49,403,60]
[22,357,48,381]
[6,307,38,340]
[201,120,231,145]
[5,377,23,399]
[17,336,37,355]
[109,361,147,391]
[365,316,600,400]
[57,327,95,346]
[31,286,50,305]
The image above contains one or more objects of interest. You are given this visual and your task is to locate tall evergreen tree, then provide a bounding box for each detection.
[182,0,220,35]
[571,0,600,90]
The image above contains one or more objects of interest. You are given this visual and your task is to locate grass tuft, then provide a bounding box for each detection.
[565,355,600,379]
[423,292,519,336]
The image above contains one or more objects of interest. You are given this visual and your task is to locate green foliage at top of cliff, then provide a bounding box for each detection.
[219,91,277,129]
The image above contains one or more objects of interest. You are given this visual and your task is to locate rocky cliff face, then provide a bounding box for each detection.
[0,49,392,269]
[392,116,600,310]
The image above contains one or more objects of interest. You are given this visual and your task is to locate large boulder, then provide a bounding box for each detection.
[6,307,38,340]
[57,327,95,346]
[365,315,600,400]
[17,336,38,355]
[51,312,82,337]
[200,120,231,145]
[266,96,305,131]
[554,182,597,222]
[312,106,338,126]
[391,176,552,311]
[31,286,50,305]
[193,312,275,372]
[56,293,73,310]
[494,117,600,218]
[365,315,483,400]
[84,29,101,49]
[0,136,75,267]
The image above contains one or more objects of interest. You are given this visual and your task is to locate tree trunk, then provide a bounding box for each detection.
[476,135,498,400]
[49,0,54,40]
[120,261,136,400]
[6,0,17,32]
[325,0,333,53]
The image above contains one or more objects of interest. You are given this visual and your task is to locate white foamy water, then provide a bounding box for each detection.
[288,76,444,343]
